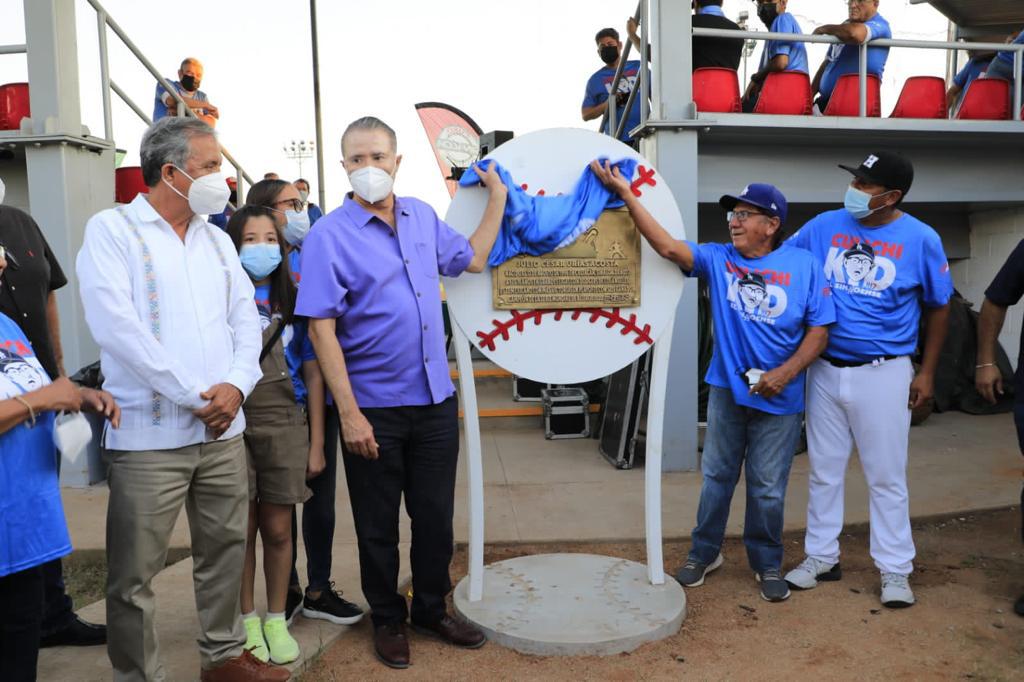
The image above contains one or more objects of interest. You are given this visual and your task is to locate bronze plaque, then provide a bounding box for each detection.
[492,208,641,310]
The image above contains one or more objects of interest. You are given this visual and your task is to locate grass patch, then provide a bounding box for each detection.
[62,547,192,608]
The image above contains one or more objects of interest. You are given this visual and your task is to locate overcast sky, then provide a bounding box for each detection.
[0,0,950,213]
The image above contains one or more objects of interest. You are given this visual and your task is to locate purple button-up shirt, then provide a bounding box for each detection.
[296,194,474,408]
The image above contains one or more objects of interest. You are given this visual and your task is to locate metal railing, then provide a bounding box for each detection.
[85,0,256,200]
[602,11,1024,131]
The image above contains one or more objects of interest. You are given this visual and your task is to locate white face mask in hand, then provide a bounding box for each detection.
[53,412,94,461]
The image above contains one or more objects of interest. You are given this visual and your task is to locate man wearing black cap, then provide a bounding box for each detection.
[785,151,952,608]
[591,162,835,602]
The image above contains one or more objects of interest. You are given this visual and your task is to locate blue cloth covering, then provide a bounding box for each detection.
[458,159,638,267]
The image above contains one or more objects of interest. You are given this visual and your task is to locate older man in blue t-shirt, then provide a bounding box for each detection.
[742,0,810,111]
[812,0,891,112]
[785,152,952,610]
[592,161,835,604]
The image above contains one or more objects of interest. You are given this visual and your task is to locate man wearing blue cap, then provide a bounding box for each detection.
[592,162,835,602]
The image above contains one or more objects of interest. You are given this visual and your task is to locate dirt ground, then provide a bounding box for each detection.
[302,507,1024,681]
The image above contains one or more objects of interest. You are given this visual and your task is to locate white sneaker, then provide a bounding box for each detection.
[880,572,915,608]
[784,556,842,590]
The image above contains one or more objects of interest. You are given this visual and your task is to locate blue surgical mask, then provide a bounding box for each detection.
[239,243,282,280]
[844,185,893,220]
[283,209,311,246]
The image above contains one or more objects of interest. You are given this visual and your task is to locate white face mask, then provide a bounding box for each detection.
[54,412,94,462]
[283,208,311,246]
[349,166,394,204]
[164,166,231,215]
[0,176,5,205]
[297,190,309,203]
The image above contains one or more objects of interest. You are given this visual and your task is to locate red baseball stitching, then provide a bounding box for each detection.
[475,308,654,351]
[630,165,657,197]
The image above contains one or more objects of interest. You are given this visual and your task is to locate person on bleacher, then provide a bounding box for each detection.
[983,28,1024,101]
[153,57,219,127]
[582,27,643,145]
[741,0,809,112]
[691,0,744,71]
[947,49,995,115]
[811,0,891,114]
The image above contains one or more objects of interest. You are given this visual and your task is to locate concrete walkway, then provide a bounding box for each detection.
[39,410,1023,680]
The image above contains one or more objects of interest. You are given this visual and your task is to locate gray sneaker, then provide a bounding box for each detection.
[674,554,724,587]
[880,572,915,608]
[756,568,791,602]
[784,556,842,590]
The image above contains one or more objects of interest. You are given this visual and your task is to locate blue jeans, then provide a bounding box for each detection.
[689,385,802,573]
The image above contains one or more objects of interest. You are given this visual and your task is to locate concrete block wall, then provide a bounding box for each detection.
[951,207,1024,368]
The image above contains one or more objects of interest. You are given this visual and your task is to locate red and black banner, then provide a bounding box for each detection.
[414,102,483,198]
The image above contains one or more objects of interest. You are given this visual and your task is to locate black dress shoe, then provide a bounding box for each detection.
[410,614,486,649]
[40,615,107,648]
[373,622,410,669]
[1015,594,1024,617]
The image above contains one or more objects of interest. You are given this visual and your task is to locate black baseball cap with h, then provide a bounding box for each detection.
[839,151,914,197]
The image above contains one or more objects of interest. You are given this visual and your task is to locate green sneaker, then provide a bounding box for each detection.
[243,615,269,662]
[263,616,300,664]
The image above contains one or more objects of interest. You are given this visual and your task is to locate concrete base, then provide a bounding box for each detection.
[453,553,686,656]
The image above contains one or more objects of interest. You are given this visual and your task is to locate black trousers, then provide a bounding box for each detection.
[0,564,45,682]
[343,396,459,627]
[290,405,340,592]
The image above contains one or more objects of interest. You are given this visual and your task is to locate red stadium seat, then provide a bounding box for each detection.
[0,82,30,130]
[955,78,1011,120]
[889,76,946,119]
[823,73,881,117]
[693,68,741,113]
[752,71,813,115]
[115,166,149,204]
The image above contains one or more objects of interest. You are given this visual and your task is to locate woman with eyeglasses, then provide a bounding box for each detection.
[243,180,364,630]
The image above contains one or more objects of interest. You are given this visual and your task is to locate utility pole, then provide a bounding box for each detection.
[310,0,326,210]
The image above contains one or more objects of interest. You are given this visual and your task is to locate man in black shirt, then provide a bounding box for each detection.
[976,239,1024,618]
[0,180,107,646]
[692,0,744,71]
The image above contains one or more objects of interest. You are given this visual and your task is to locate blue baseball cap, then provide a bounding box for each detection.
[719,183,788,224]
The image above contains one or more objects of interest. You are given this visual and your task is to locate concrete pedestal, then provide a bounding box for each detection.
[453,553,685,656]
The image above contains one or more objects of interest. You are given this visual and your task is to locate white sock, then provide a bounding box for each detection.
[242,611,259,621]
[266,611,286,622]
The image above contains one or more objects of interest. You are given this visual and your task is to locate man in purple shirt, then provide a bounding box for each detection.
[296,116,506,669]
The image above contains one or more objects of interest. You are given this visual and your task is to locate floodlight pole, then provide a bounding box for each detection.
[310,0,327,210]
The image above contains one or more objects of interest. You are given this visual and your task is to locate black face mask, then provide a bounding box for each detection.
[599,45,619,65]
[180,75,198,91]
[757,3,779,27]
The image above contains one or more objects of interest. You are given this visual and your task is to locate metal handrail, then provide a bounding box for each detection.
[83,0,256,196]
[601,0,643,139]
[693,27,1024,121]
[0,45,27,55]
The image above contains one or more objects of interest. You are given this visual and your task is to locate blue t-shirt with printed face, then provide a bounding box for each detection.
[995,29,1024,68]
[688,242,836,415]
[583,60,643,142]
[760,12,809,74]
[0,313,70,577]
[254,284,315,406]
[818,13,892,99]
[788,209,953,361]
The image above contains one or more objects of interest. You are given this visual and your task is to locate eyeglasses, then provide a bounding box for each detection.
[727,210,765,223]
[274,198,304,213]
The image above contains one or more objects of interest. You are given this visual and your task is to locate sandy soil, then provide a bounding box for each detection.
[302,507,1024,681]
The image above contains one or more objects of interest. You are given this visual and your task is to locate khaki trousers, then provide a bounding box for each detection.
[105,436,248,681]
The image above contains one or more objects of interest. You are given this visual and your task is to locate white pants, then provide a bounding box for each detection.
[804,356,915,575]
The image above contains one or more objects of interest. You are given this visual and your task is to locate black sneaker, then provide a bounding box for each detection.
[285,586,303,625]
[1014,594,1024,617]
[302,582,364,625]
[673,554,724,587]
[756,568,791,602]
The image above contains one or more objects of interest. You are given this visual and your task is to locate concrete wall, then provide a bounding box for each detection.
[951,207,1024,367]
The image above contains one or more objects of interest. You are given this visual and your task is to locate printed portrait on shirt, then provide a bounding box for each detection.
[725,266,788,325]
[824,234,900,297]
[0,345,48,398]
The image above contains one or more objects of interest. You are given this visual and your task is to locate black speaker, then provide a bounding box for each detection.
[479,130,514,158]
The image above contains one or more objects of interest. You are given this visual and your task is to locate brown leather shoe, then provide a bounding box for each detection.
[374,622,411,669]
[411,614,486,649]
[200,649,291,682]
